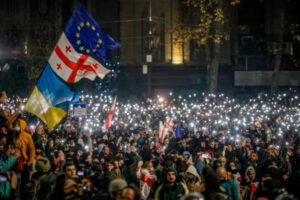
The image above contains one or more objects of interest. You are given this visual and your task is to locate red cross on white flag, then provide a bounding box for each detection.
[256,120,262,127]
[49,33,110,83]
[166,118,174,129]
[276,117,281,124]
[159,121,167,143]
[105,97,117,130]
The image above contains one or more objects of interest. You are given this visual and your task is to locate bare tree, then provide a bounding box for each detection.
[265,0,285,94]
[172,0,240,93]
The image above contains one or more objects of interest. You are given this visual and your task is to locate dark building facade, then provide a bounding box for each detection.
[0,0,299,96]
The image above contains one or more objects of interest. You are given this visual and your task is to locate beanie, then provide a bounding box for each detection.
[36,158,51,173]
[165,166,178,177]
[109,178,128,193]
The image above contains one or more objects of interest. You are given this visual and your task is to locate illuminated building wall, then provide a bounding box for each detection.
[119,0,191,66]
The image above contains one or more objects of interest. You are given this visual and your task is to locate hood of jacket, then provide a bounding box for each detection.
[186,165,201,181]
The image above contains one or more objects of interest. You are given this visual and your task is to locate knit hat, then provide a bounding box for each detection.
[165,167,178,177]
[36,158,51,173]
[245,138,251,143]
[108,178,128,192]
[133,155,142,161]
[180,192,205,200]
[246,166,255,176]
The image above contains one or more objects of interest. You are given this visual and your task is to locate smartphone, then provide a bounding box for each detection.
[77,171,84,176]
[83,185,87,190]
[202,154,209,159]
[0,175,7,182]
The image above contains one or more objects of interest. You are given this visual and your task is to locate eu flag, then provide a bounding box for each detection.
[64,3,120,60]
[175,123,183,138]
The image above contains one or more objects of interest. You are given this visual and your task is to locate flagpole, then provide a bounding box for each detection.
[147,0,152,98]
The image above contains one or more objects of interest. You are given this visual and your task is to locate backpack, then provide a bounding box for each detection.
[30,173,48,200]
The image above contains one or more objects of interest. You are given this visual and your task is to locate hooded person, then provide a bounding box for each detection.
[217,167,239,200]
[241,166,259,200]
[183,165,201,192]
[9,118,35,167]
[0,144,20,198]
[29,143,45,180]
[183,151,191,162]
[140,160,157,200]
[227,161,242,199]
[9,118,35,199]
[29,157,51,200]
[154,167,189,200]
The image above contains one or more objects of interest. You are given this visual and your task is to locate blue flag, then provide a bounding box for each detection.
[175,123,183,138]
[64,3,120,60]
[25,65,79,130]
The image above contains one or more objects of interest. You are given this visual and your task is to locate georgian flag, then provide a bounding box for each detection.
[48,3,119,83]
[166,117,174,129]
[187,155,193,166]
[276,117,281,124]
[49,33,110,83]
[159,121,167,143]
[256,120,262,127]
[105,97,117,130]
[140,168,157,200]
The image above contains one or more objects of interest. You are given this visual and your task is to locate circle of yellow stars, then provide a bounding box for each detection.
[75,21,103,54]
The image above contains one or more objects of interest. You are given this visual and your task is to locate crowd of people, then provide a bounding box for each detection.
[0,89,299,200]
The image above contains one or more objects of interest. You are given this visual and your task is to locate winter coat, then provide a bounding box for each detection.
[14,119,35,165]
[154,182,189,200]
[140,168,157,200]
[196,160,204,176]
[185,165,201,184]
[220,178,239,200]
[0,155,17,198]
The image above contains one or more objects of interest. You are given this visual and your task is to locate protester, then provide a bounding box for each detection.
[0,144,20,199]
[154,167,189,200]
[108,178,128,200]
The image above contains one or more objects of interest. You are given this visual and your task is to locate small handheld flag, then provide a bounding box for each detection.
[166,117,174,129]
[159,121,167,143]
[105,97,117,130]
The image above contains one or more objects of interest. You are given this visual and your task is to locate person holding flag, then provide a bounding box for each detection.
[175,122,183,139]
[159,121,167,143]
[140,161,157,200]
[166,117,174,130]
[105,97,117,131]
